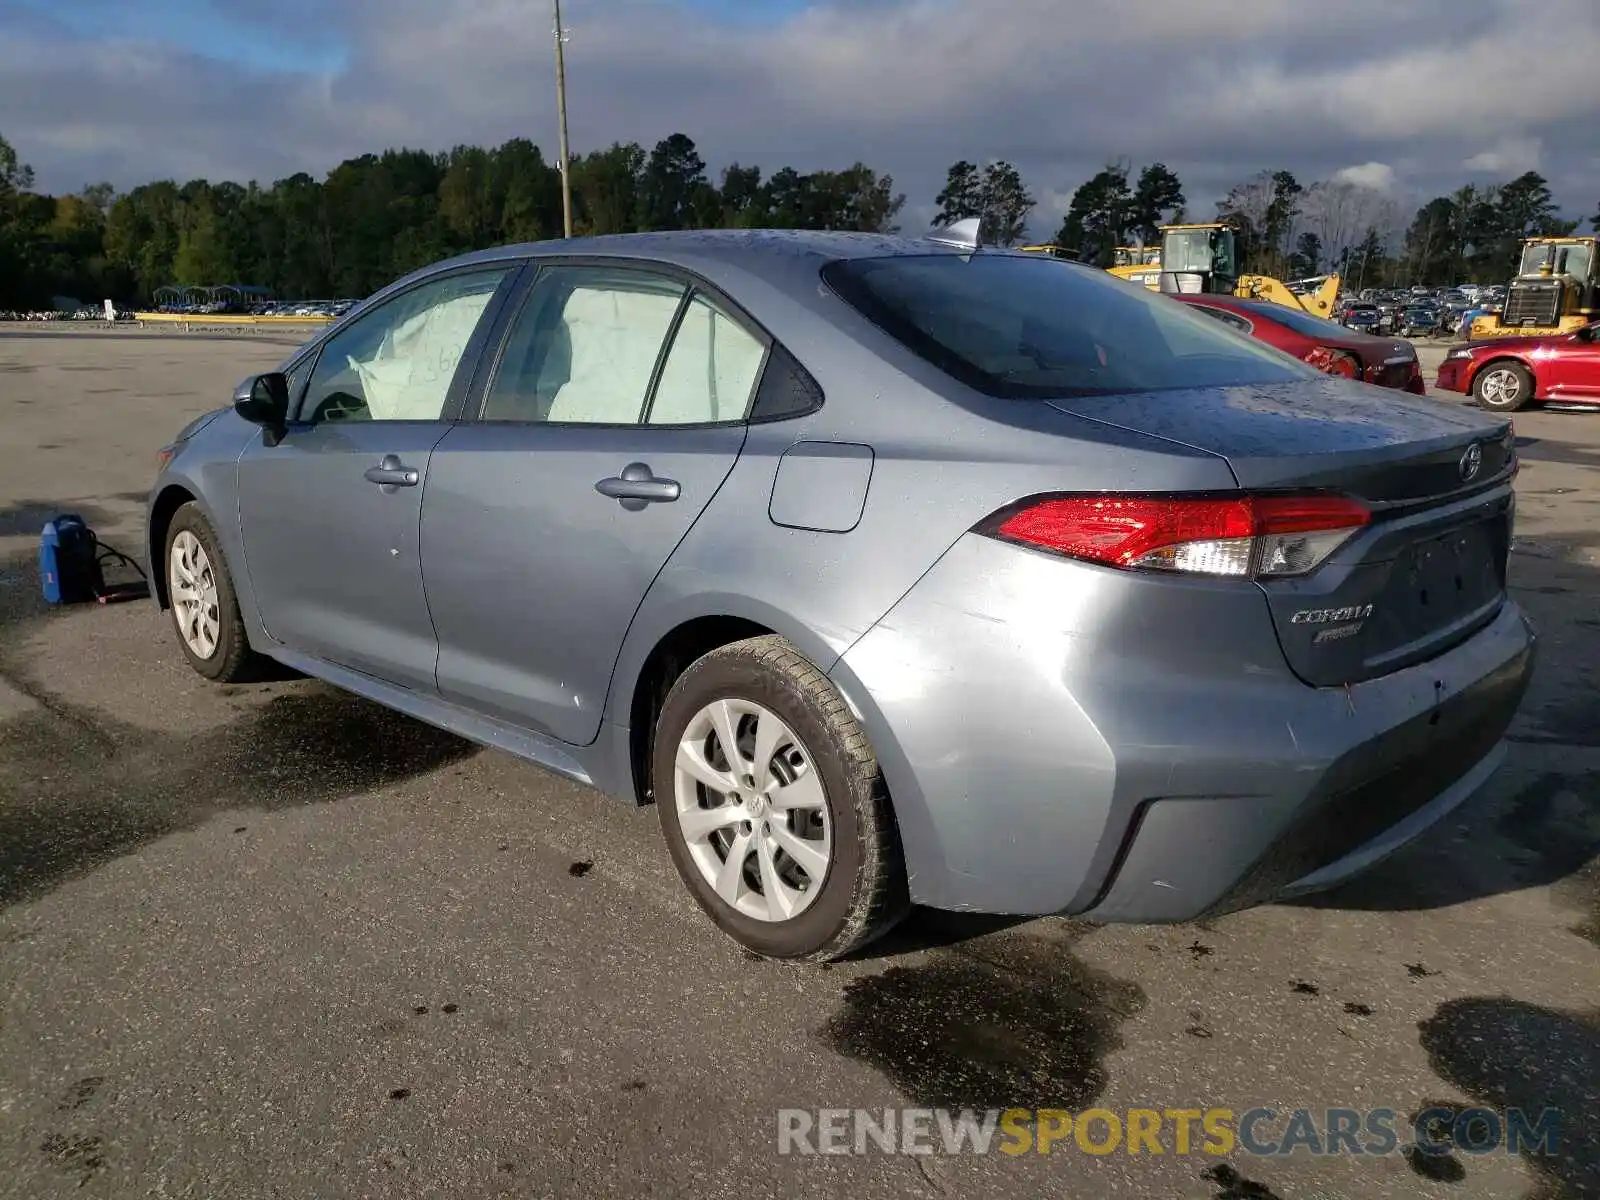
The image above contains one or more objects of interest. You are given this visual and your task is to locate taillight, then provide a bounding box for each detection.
[1304,347,1361,378]
[981,493,1372,579]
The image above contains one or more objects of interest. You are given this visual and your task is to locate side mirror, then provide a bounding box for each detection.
[233,373,290,444]
[1575,325,1595,343]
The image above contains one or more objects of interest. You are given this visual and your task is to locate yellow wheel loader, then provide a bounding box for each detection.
[1154,224,1342,319]
[1112,245,1163,267]
[1468,237,1598,340]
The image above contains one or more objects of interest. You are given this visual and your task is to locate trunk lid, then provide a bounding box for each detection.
[1048,379,1517,685]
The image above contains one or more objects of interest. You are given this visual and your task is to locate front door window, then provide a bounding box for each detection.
[299,269,511,423]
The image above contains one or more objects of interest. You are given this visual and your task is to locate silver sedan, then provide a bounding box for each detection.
[147,228,1534,960]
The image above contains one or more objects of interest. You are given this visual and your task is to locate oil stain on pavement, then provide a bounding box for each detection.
[1419,998,1600,1197]
[0,665,477,908]
[1495,772,1600,948]
[1401,1100,1470,1184]
[821,926,1145,1111]
[1199,1162,1284,1199]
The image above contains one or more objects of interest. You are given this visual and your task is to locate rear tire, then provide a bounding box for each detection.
[653,635,908,962]
[165,502,263,683]
[1473,361,1534,412]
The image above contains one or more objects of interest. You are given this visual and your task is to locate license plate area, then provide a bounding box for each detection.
[1363,517,1507,665]
[1404,520,1505,618]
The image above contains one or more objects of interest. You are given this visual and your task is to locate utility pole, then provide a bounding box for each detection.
[553,0,573,238]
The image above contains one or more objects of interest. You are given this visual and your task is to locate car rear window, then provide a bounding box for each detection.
[1239,302,1365,340]
[821,254,1310,398]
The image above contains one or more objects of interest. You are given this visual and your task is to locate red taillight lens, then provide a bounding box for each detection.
[1304,347,1361,378]
[985,494,1371,579]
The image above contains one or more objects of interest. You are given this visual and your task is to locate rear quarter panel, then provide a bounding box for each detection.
[605,271,1240,831]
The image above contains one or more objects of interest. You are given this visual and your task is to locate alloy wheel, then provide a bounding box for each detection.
[1479,368,1522,406]
[169,530,221,659]
[672,698,832,922]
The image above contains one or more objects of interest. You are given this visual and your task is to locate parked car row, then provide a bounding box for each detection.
[152,300,361,319]
[1337,285,1508,339]
[0,307,135,322]
[146,228,1532,961]
[246,300,360,319]
[1,309,67,321]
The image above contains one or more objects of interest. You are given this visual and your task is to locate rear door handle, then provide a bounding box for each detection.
[596,462,680,511]
[364,454,421,491]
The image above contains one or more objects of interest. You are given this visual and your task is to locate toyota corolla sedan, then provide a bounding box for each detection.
[148,229,1534,961]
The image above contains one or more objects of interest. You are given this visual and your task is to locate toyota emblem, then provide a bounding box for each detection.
[1460,442,1483,482]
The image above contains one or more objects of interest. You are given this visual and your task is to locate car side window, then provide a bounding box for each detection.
[483,267,687,424]
[282,355,315,411]
[298,268,509,424]
[646,292,768,425]
[1191,305,1252,334]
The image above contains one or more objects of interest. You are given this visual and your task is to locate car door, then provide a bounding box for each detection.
[235,264,518,690]
[423,263,765,744]
[1543,330,1600,401]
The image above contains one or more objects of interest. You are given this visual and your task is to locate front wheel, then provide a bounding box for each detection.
[1473,362,1534,412]
[165,503,263,682]
[653,636,908,961]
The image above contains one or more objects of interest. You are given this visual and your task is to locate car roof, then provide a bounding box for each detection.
[422,229,1006,295]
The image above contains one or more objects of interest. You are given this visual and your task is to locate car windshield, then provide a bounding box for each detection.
[822,254,1311,398]
[1520,244,1555,275]
[1162,229,1233,275]
[1557,243,1593,280]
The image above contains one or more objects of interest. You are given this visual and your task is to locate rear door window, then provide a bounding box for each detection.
[646,292,768,425]
[482,266,686,424]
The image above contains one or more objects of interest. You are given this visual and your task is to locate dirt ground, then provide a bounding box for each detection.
[0,325,1596,1199]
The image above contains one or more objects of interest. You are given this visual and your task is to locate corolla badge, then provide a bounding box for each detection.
[1291,605,1375,625]
[1460,442,1483,482]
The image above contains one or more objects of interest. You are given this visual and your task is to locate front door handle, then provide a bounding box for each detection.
[596,462,681,511]
[364,454,420,492]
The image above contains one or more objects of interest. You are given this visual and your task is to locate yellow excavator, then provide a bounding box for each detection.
[1468,236,1598,339]
[1149,223,1342,319]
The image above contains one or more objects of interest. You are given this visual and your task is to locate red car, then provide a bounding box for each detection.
[1435,323,1600,412]
[1174,295,1426,393]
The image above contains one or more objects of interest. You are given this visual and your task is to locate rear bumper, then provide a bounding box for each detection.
[832,534,1534,919]
[1083,616,1529,921]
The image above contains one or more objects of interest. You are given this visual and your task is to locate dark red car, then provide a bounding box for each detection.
[1174,295,1426,393]
[1435,323,1600,412]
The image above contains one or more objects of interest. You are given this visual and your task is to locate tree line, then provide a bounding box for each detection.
[0,128,1594,309]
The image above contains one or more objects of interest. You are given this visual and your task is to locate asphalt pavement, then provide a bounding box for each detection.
[0,326,1597,1199]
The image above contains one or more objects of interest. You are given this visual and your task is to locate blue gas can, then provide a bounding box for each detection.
[38,514,101,604]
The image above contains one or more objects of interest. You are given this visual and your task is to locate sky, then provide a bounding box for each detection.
[2,0,1597,235]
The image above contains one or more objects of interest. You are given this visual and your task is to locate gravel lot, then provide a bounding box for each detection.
[1,326,1597,1199]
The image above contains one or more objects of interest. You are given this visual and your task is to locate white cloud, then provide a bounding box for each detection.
[1332,163,1397,192]
[1463,138,1544,177]
[1,0,1595,225]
